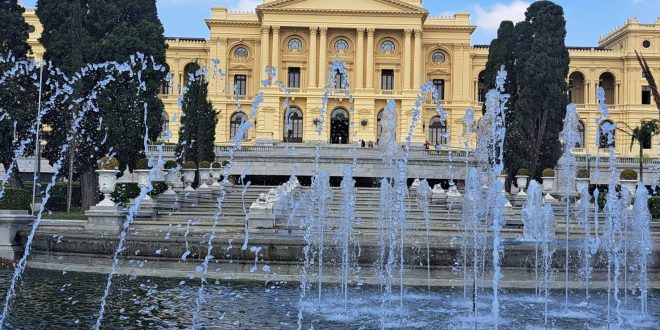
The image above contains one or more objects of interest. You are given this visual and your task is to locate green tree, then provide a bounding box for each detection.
[482,21,517,115]
[37,0,167,210]
[616,120,660,182]
[509,1,569,178]
[176,63,217,165]
[0,0,36,188]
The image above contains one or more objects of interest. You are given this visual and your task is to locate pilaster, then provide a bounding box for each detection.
[318,27,328,87]
[356,28,365,90]
[366,28,375,90]
[308,27,318,89]
[403,29,412,91]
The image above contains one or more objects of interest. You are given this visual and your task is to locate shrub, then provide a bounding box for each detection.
[649,197,660,220]
[517,168,529,176]
[577,168,590,179]
[45,182,82,212]
[164,160,178,170]
[542,168,555,177]
[111,182,140,206]
[183,161,197,169]
[212,162,223,169]
[0,189,31,211]
[200,160,211,168]
[152,181,168,196]
[620,169,638,181]
[99,156,119,170]
[136,158,150,170]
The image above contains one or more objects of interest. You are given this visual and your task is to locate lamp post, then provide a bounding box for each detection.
[31,62,44,215]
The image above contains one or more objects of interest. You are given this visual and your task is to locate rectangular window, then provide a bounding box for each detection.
[643,135,652,149]
[160,80,171,95]
[381,70,394,91]
[288,67,301,89]
[642,86,652,105]
[334,70,345,89]
[433,79,445,100]
[234,75,247,96]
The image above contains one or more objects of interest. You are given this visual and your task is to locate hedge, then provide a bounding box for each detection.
[112,181,168,206]
[649,197,660,220]
[0,189,32,211]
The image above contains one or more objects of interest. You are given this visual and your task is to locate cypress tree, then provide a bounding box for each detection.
[482,21,516,115]
[0,0,36,188]
[37,0,167,210]
[509,1,569,178]
[177,63,217,165]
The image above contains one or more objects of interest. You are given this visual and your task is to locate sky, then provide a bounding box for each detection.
[20,0,660,46]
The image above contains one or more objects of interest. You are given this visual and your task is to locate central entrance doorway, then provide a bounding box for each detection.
[330,108,349,144]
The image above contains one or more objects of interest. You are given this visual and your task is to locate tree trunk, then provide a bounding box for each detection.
[640,144,644,184]
[81,167,99,211]
[2,160,23,189]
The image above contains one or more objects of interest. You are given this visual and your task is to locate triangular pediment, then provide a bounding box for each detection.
[258,0,427,15]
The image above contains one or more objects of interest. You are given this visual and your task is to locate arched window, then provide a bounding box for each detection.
[429,116,448,146]
[432,52,446,64]
[599,72,616,105]
[284,107,303,143]
[477,71,486,102]
[230,112,248,142]
[334,39,349,53]
[569,72,585,104]
[598,120,616,148]
[577,120,586,148]
[288,38,303,51]
[234,47,249,59]
[182,62,200,87]
[381,40,396,53]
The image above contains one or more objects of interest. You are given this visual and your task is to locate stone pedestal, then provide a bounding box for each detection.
[85,206,124,232]
[0,210,35,263]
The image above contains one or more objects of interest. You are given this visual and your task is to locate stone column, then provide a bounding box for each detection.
[0,210,34,262]
[271,26,280,72]
[615,81,620,105]
[414,29,423,90]
[308,27,318,89]
[318,27,328,87]
[356,28,365,89]
[260,26,270,82]
[366,28,375,90]
[403,29,412,90]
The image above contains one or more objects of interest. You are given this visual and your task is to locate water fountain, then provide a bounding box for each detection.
[0,52,657,329]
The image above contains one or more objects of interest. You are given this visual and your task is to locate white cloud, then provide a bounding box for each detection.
[236,0,261,11]
[473,1,530,33]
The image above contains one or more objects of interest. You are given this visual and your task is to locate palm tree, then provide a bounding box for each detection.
[636,50,660,114]
[616,120,660,182]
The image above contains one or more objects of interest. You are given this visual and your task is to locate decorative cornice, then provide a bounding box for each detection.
[257,0,428,14]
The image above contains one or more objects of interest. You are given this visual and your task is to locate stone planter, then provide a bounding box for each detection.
[198,168,212,189]
[134,169,152,201]
[211,168,222,188]
[0,210,35,262]
[181,169,197,192]
[164,170,179,195]
[620,180,637,197]
[575,178,590,195]
[542,176,555,200]
[516,175,529,196]
[497,175,507,193]
[96,169,119,207]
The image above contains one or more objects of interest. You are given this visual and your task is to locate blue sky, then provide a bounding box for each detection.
[21,0,660,46]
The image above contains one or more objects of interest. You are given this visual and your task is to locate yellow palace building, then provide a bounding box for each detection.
[24,1,660,157]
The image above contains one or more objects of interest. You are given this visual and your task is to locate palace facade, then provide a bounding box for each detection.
[24,0,660,157]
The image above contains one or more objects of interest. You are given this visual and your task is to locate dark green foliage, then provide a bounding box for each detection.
[517,168,529,176]
[542,168,555,177]
[482,1,570,180]
[620,169,638,181]
[577,168,590,178]
[164,160,178,170]
[482,21,516,115]
[183,161,197,169]
[511,1,570,179]
[0,0,30,58]
[200,160,211,168]
[36,0,167,210]
[110,181,167,205]
[44,182,82,212]
[648,196,660,220]
[0,189,31,211]
[0,0,36,188]
[136,158,149,170]
[176,62,218,165]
